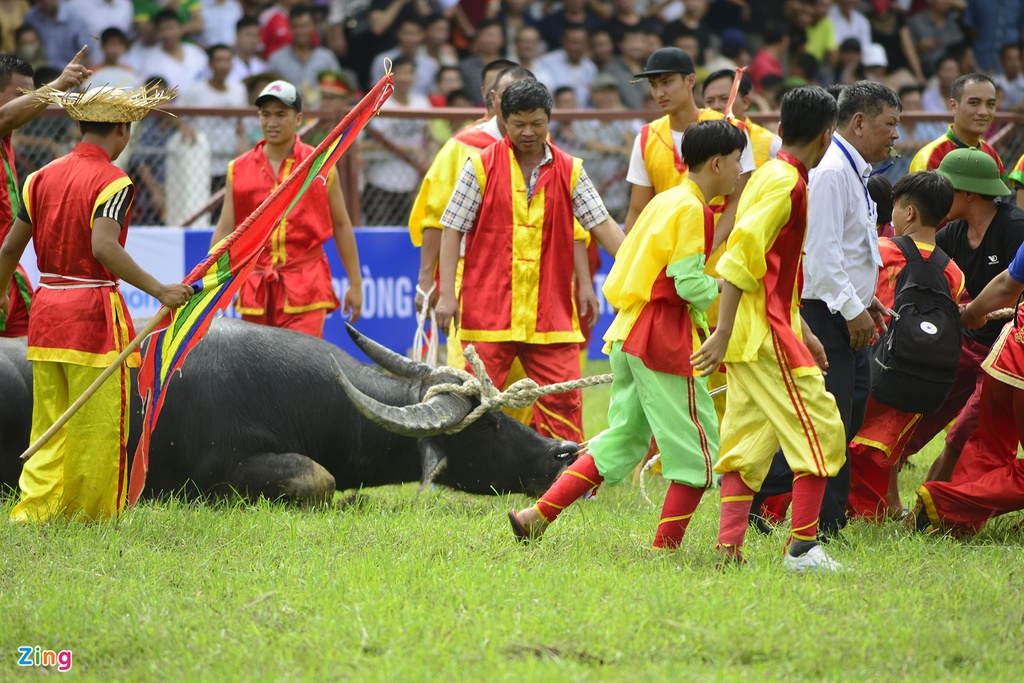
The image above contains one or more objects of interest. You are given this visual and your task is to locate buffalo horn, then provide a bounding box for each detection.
[336,365,473,437]
[346,323,433,379]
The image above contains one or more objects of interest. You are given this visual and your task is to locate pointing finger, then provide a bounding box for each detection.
[70,45,88,66]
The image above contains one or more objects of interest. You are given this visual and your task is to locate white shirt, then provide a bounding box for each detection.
[180,80,248,172]
[802,132,881,320]
[828,5,872,52]
[366,93,431,193]
[200,0,244,48]
[68,0,135,65]
[535,50,598,107]
[625,123,756,187]
[370,49,438,99]
[229,54,269,84]
[128,43,209,92]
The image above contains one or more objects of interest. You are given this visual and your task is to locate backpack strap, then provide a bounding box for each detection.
[892,234,950,270]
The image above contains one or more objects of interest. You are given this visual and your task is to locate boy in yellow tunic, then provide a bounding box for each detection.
[509,120,746,547]
[691,87,847,572]
[0,85,193,522]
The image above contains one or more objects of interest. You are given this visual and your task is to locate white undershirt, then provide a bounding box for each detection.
[626,125,756,187]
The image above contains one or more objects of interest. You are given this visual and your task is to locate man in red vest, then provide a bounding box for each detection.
[435,79,624,442]
[0,84,193,522]
[212,80,362,337]
[0,48,94,338]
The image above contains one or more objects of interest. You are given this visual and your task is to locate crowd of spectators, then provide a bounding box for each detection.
[3,0,1024,224]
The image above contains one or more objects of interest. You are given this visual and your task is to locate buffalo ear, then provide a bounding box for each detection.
[417,439,448,492]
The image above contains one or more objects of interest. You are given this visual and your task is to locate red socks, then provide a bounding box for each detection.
[718,472,755,549]
[534,453,603,523]
[653,482,706,549]
[791,473,827,541]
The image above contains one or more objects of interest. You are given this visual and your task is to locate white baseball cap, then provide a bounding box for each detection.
[256,80,302,112]
[863,43,889,69]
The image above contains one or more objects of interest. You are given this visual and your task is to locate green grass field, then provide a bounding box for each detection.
[3,361,1023,681]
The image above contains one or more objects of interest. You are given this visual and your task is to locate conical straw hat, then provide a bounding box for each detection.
[26,83,178,122]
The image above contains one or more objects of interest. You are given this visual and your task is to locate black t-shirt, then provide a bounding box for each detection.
[937,202,1024,347]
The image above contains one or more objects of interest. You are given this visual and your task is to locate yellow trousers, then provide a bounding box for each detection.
[11,361,129,522]
[714,332,846,491]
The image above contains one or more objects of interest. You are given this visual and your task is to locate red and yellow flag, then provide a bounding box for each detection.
[127,75,394,505]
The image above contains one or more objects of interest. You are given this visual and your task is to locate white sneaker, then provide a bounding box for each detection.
[782,544,843,574]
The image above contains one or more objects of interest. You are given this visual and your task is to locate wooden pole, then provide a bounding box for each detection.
[19,306,172,462]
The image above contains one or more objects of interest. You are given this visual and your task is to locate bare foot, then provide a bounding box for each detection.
[509,507,548,542]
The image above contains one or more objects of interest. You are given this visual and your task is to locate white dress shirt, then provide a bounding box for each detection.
[802,132,881,320]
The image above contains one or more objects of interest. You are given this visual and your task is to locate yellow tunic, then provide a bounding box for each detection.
[604,177,717,353]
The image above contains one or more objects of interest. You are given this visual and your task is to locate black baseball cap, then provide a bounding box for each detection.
[633,48,696,80]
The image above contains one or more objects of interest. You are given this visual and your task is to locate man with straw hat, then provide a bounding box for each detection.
[0,83,194,522]
[0,46,98,338]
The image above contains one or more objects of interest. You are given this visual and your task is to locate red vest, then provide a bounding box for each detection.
[460,138,581,343]
[231,137,339,315]
[0,135,17,242]
[24,143,138,366]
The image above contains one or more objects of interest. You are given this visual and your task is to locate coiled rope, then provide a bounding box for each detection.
[423,344,612,434]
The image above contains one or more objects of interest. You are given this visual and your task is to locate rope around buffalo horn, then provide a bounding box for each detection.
[421,344,613,434]
[987,307,1016,320]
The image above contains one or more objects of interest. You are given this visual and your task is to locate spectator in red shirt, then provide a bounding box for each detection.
[260,0,320,59]
[748,24,788,93]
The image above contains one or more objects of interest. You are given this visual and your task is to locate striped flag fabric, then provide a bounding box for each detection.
[127,75,394,505]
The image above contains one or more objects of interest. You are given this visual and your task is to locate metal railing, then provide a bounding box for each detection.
[11,108,1023,228]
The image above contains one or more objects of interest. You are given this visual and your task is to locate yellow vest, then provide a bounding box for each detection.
[745,119,776,169]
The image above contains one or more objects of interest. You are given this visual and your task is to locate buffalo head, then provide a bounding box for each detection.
[338,325,578,497]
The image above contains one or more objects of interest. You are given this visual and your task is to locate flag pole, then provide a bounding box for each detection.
[20,74,395,464]
[20,305,173,462]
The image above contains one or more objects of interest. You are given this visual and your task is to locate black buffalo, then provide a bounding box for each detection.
[1,319,577,502]
[0,336,31,491]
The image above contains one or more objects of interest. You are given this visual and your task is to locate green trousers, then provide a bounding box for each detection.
[589,342,720,488]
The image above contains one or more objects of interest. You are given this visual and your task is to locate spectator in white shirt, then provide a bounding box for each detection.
[66,0,134,66]
[536,23,597,106]
[828,0,872,55]
[228,17,267,83]
[370,17,437,98]
[754,81,901,540]
[83,27,140,90]
[180,44,248,189]
[995,44,1024,113]
[364,56,430,225]
[200,0,243,48]
[129,10,209,92]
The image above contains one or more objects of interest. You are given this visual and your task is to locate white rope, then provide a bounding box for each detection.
[412,284,439,366]
[639,453,661,507]
[423,344,612,434]
[988,307,1017,320]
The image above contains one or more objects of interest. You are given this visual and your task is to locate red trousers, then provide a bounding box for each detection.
[919,375,1024,534]
[847,396,922,519]
[466,340,583,442]
[902,337,989,457]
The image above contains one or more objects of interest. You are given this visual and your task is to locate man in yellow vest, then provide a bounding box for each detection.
[702,69,781,169]
[625,48,756,423]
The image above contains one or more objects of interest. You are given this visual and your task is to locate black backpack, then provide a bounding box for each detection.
[870,237,962,414]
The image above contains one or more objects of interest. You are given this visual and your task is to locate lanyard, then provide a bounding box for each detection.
[831,133,882,267]
[832,134,871,208]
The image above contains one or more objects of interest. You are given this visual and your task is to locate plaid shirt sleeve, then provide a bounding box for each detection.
[440,159,482,233]
[572,167,610,231]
